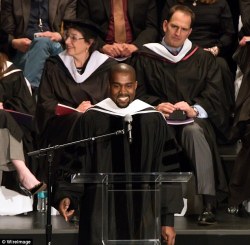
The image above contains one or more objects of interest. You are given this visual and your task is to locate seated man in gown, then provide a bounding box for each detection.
[53,63,184,245]
[131,5,230,225]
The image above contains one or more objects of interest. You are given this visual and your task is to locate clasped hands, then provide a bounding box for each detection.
[101,43,138,58]
[156,101,197,118]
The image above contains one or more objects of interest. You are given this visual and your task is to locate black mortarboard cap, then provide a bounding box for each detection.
[63,19,103,39]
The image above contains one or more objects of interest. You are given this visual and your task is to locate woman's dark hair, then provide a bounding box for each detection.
[72,26,99,53]
[63,20,102,54]
[0,52,8,78]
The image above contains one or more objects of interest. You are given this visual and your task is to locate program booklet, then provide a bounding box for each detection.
[166,117,194,125]
[55,103,79,116]
[5,109,33,128]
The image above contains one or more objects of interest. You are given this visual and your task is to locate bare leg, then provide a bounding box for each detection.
[0,128,46,195]
[12,159,40,190]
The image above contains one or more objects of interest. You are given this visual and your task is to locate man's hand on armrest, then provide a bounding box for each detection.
[58,197,75,222]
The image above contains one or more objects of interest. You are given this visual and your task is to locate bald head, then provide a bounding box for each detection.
[109,63,136,83]
[109,63,137,108]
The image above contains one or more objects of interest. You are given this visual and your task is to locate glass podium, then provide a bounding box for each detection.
[71,172,192,245]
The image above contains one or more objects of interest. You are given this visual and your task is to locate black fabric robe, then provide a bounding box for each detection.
[228,40,250,205]
[0,64,37,189]
[35,55,117,179]
[131,45,230,194]
[53,109,183,245]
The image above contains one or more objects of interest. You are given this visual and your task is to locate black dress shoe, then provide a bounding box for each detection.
[227,204,250,217]
[19,182,47,198]
[227,205,239,215]
[198,208,217,225]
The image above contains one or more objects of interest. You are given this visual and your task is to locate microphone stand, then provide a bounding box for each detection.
[28,129,125,245]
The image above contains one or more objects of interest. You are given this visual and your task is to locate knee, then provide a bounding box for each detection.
[182,123,203,139]
[30,38,62,57]
[31,38,62,53]
[32,37,52,49]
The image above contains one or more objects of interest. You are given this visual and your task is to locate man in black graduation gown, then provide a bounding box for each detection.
[131,5,230,225]
[53,63,183,245]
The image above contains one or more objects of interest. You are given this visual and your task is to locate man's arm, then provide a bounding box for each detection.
[76,0,91,20]
[240,0,250,35]
[0,0,33,54]
[131,0,159,48]
[0,0,16,45]
[217,1,235,54]
[132,52,163,105]
[53,172,83,222]
[48,0,76,42]
[63,0,77,20]
[76,0,107,49]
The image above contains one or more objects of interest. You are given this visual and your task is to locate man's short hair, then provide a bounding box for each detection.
[165,5,195,28]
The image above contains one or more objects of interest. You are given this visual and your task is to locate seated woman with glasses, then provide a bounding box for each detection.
[35,19,118,176]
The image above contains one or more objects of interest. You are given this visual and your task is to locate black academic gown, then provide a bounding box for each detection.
[131,45,230,194]
[0,64,37,189]
[35,54,117,178]
[228,41,250,205]
[36,55,117,141]
[53,109,183,245]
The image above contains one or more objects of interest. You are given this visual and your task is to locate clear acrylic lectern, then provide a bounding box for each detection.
[71,172,192,245]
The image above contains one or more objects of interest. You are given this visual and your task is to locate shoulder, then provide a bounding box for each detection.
[44,55,64,67]
[105,57,119,66]
[192,48,219,70]
[133,46,163,62]
[190,46,214,60]
[46,55,61,63]
[1,62,23,78]
[96,57,118,72]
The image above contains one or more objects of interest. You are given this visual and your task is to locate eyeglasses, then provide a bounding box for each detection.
[63,33,85,42]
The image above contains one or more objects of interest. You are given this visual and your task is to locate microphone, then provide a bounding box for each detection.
[124,114,133,144]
